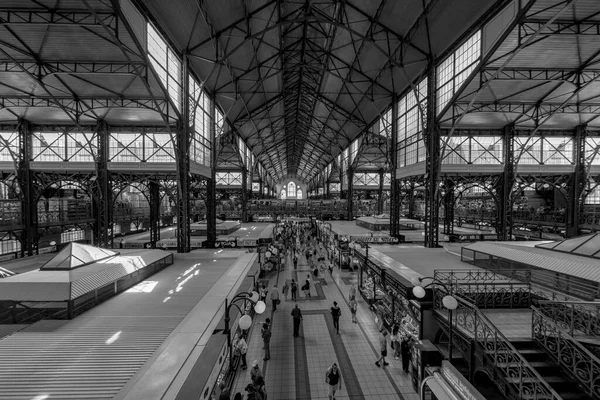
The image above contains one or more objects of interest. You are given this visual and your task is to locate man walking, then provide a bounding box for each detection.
[270,285,280,311]
[291,303,303,337]
[291,279,298,301]
[325,362,342,400]
[401,337,412,373]
[261,322,271,360]
[330,301,342,334]
[375,330,389,368]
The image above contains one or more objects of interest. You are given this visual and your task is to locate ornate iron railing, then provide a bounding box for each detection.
[536,301,600,338]
[434,269,547,309]
[532,307,600,399]
[439,269,583,302]
[434,292,563,400]
[436,269,520,284]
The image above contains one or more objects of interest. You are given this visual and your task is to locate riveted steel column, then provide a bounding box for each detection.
[241,168,248,223]
[95,119,112,248]
[347,166,354,221]
[496,125,515,241]
[206,95,217,247]
[567,125,586,238]
[149,180,160,248]
[17,119,37,256]
[176,56,191,253]
[424,65,440,248]
[443,179,455,235]
[408,182,415,219]
[390,95,399,238]
[378,168,384,214]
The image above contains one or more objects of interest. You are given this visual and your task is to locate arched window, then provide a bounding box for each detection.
[297,188,303,199]
[287,182,296,198]
[280,189,287,200]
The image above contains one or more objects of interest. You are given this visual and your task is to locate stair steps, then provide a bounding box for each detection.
[507,339,594,400]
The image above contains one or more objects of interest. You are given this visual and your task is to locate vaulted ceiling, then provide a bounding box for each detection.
[2,0,598,187]
[141,0,504,183]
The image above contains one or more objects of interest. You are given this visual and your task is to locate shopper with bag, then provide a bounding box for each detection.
[325,362,342,400]
[233,334,248,369]
[302,276,311,298]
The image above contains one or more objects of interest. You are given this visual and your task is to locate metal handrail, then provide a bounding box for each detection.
[532,306,600,399]
[436,293,563,400]
[435,269,523,283]
[535,300,600,338]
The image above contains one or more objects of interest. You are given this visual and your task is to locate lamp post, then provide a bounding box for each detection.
[223,291,267,372]
[411,276,458,362]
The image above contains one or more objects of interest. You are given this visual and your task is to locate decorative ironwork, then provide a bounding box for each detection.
[536,301,600,338]
[435,294,562,400]
[532,307,600,399]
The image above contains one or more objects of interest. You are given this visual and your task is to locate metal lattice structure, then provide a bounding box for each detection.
[0,0,600,253]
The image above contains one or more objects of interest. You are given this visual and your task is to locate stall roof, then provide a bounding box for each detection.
[464,241,600,283]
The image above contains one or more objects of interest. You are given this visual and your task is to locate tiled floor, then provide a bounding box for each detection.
[232,251,419,400]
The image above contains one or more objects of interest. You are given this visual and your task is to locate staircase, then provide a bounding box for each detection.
[431,270,600,400]
[508,339,593,400]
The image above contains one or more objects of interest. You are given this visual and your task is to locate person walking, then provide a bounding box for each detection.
[261,322,271,360]
[325,362,343,400]
[293,255,298,269]
[401,337,412,373]
[303,276,311,298]
[375,330,389,368]
[391,324,401,359]
[270,286,280,311]
[349,285,356,301]
[330,301,342,334]
[217,381,231,400]
[259,284,268,303]
[250,360,263,385]
[291,303,303,337]
[234,334,248,369]
[291,279,298,301]
[349,295,358,323]
[282,281,289,300]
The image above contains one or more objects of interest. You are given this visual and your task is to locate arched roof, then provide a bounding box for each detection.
[2,0,599,184]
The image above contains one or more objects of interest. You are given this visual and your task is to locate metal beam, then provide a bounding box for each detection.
[481,67,600,83]
[521,19,600,36]
[0,60,147,75]
[0,9,117,28]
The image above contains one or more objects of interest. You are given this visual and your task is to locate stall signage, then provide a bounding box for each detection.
[38,246,57,254]
[386,276,408,297]
[216,239,237,248]
[441,361,486,400]
[349,236,399,244]
[238,239,257,247]
[0,252,16,261]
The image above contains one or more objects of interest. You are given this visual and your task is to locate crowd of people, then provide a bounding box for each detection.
[214,220,415,400]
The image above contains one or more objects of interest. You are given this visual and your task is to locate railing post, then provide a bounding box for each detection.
[571,306,575,336]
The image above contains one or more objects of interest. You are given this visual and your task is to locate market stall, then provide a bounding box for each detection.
[356,250,421,339]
